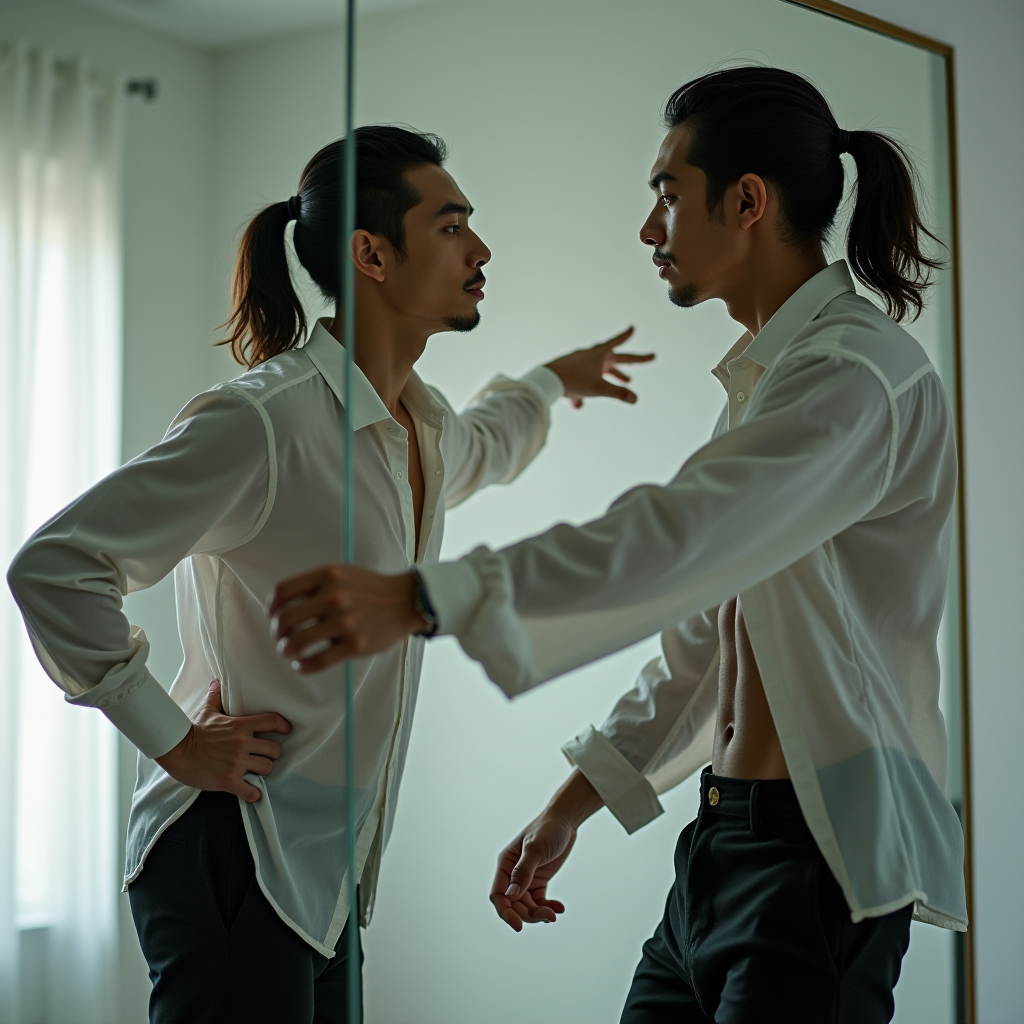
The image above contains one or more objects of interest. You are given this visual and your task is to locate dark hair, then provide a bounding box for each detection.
[221,125,448,367]
[663,66,944,322]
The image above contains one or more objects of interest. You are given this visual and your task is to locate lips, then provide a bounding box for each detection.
[464,272,486,298]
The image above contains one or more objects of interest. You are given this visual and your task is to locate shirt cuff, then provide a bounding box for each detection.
[562,725,664,834]
[519,365,565,406]
[65,628,192,758]
[416,558,485,637]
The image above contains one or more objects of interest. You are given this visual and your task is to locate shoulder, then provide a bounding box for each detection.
[214,348,322,409]
[785,291,935,396]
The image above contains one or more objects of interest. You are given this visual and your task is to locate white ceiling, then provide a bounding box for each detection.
[67,0,446,49]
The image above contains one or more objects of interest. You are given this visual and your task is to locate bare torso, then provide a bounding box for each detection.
[712,596,789,779]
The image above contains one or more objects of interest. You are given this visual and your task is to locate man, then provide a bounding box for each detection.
[7,125,651,1023]
[271,70,967,1023]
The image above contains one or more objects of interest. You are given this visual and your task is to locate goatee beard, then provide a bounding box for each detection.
[444,310,481,333]
[668,283,700,308]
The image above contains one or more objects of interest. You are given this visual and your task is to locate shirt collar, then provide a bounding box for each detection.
[711,261,856,387]
[302,319,447,431]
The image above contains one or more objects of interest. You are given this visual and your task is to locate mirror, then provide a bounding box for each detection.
[0,1,970,1022]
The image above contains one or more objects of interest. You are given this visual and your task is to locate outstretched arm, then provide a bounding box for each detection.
[439,327,653,507]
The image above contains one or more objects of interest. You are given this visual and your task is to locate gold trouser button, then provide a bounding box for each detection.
[708,786,720,806]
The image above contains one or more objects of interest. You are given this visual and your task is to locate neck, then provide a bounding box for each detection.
[328,294,429,417]
[722,243,828,337]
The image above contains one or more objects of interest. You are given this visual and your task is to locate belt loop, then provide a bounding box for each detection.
[749,781,761,838]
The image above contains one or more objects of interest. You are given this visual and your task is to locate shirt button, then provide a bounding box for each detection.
[434,470,441,477]
[397,470,405,480]
[388,426,397,433]
[708,786,720,806]
[736,392,745,403]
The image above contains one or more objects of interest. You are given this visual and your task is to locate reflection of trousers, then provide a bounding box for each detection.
[128,791,362,1024]
[621,769,912,1024]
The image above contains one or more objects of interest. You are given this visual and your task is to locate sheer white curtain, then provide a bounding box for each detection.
[0,41,124,1023]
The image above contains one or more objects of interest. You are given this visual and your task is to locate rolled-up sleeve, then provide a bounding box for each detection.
[7,386,273,758]
[437,366,564,508]
[563,607,721,833]
[420,340,895,697]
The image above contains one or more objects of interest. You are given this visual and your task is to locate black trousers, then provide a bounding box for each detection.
[128,791,362,1024]
[621,770,913,1024]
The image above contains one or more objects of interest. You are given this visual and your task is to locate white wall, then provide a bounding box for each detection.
[0,3,220,1019]
[212,3,988,1022]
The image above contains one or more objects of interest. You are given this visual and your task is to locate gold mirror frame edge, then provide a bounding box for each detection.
[783,3,973,1021]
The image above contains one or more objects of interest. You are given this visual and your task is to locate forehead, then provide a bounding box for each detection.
[651,124,693,179]
[404,162,468,210]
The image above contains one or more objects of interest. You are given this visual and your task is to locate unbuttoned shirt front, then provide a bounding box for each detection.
[421,262,967,931]
[8,320,564,955]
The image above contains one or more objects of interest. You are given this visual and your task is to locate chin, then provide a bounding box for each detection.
[443,309,481,333]
[668,282,701,308]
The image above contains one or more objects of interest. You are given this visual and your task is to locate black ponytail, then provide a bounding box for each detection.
[843,130,943,322]
[221,125,448,368]
[663,67,945,322]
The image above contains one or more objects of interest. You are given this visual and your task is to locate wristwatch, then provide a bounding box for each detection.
[409,565,439,638]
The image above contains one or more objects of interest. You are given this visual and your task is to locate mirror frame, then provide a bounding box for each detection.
[785,3,973,1020]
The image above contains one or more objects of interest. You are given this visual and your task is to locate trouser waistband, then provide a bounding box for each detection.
[699,766,805,838]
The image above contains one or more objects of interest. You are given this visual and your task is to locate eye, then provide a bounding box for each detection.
[443,223,460,234]
[660,193,675,208]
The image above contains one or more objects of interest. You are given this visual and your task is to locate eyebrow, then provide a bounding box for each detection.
[435,201,473,217]
[649,171,678,190]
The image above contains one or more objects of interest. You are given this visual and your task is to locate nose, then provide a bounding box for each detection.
[640,209,665,248]
[469,229,491,268]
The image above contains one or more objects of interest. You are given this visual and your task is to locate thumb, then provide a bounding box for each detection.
[204,678,223,715]
[506,837,544,899]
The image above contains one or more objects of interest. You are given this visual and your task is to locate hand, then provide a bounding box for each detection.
[545,326,654,408]
[490,811,577,932]
[269,564,426,673]
[490,770,604,932]
[154,679,291,803]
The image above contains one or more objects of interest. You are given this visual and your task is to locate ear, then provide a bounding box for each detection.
[350,228,390,284]
[734,173,770,230]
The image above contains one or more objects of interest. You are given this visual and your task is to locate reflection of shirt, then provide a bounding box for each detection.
[8,320,563,955]
[421,262,966,931]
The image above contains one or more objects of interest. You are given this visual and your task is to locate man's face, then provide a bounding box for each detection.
[381,163,490,332]
[639,125,747,309]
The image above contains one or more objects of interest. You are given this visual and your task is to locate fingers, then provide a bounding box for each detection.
[243,754,275,776]
[273,593,343,641]
[248,736,284,759]
[268,564,344,616]
[277,613,344,659]
[244,712,292,736]
[600,325,635,348]
[612,351,656,363]
[290,640,356,674]
[227,775,263,803]
[597,381,638,404]
[608,368,632,383]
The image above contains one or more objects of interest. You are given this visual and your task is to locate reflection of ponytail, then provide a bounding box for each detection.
[221,201,306,369]
[220,125,449,369]
[663,66,945,322]
[844,130,943,322]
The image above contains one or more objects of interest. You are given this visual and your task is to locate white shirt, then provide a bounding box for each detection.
[7,320,564,955]
[420,262,967,931]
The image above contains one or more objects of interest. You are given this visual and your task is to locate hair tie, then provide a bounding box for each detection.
[286,194,302,221]
[836,128,853,154]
